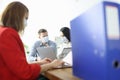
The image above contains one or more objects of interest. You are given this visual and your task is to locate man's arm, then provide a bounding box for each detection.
[28,41,39,62]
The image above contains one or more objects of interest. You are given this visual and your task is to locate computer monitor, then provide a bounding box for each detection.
[70,1,120,80]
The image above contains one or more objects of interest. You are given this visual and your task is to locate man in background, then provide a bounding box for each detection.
[28,29,56,62]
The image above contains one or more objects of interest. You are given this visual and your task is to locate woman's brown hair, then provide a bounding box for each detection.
[1,1,29,33]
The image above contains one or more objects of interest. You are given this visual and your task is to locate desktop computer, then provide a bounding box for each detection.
[70,1,120,80]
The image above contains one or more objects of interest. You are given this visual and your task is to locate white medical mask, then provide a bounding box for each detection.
[41,36,49,43]
[61,36,69,43]
[24,19,27,27]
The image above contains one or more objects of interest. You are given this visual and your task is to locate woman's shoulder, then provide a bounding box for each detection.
[0,27,18,36]
[61,42,71,48]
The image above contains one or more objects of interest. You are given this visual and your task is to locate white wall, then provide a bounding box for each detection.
[0,0,120,48]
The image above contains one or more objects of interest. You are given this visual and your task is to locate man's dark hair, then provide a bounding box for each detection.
[38,29,47,34]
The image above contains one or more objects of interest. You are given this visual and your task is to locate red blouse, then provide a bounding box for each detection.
[0,27,40,80]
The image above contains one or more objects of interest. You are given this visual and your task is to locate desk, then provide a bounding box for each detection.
[43,68,80,80]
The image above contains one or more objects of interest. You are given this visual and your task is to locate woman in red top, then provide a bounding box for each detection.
[0,1,63,80]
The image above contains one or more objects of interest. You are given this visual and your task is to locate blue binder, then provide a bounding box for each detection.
[70,1,120,80]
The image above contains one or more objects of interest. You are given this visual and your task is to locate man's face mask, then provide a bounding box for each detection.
[41,36,49,43]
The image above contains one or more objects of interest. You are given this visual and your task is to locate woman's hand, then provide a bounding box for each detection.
[50,59,64,68]
[28,58,52,65]
[40,59,64,72]
[39,58,52,65]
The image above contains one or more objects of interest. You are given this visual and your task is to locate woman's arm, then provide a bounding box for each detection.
[28,58,52,65]
[40,59,64,73]
[0,28,40,79]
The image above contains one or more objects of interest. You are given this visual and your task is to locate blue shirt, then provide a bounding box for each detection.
[28,40,56,62]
